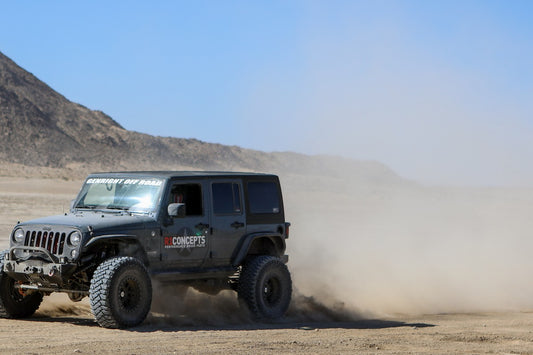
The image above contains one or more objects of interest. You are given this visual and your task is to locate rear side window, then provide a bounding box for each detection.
[247,181,280,214]
[212,183,242,215]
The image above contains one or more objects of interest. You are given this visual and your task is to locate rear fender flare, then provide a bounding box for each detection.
[232,233,286,267]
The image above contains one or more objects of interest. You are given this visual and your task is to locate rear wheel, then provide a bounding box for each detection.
[0,250,43,318]
[238,255,292,319]
[90,257,152,328]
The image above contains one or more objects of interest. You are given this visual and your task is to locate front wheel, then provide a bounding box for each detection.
[238,255,292,319]
[90,257,152,328]
[0,250,43,318]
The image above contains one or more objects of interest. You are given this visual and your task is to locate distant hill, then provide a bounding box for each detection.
[0,50,400,183]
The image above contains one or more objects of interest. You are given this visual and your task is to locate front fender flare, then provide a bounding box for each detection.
[83,234,150,264]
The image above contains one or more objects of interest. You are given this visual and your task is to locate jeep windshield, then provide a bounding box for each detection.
[74,177,165,214]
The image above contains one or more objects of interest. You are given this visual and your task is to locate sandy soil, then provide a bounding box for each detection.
[2,299,533,354]
[1,176,533,354]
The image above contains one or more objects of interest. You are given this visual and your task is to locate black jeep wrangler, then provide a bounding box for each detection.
[0,171,291,328]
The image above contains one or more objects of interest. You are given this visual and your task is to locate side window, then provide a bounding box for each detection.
[212,183,242,215]
[247,181,280,214]
[170,183,203,216]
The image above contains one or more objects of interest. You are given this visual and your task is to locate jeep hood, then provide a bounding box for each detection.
[17,212,157,235]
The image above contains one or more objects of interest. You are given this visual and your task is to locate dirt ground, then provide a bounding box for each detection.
[1,176,533,354]
[2,304,533,354]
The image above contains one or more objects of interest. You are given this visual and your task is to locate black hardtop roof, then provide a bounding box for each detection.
[87,171,279,179]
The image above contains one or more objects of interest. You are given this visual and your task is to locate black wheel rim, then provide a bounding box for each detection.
[117,277,141,312]
[262,276,281,307]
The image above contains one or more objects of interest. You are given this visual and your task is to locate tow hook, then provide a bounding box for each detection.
[16,281,26,296]
[48,267,57,277]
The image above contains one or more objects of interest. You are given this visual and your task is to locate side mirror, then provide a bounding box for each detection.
[168,203,186,218]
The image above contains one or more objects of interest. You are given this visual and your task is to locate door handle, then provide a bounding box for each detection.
[195,223,210,230]
[231,221,245,229]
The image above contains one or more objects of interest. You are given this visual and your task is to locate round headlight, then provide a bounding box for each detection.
[13,229,25,243]
[69,231,82,247]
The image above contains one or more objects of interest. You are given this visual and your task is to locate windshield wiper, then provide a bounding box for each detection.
[102,205,134,214]
[76,205,123,213]
[76,205,98,210]
[105,205,128,210]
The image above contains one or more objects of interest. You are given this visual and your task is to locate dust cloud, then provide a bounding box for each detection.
[36,293,92,318]
[281,172,533,316]
[148,281,355,326]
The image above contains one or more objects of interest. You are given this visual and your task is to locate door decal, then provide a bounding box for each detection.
[164,227,206,256]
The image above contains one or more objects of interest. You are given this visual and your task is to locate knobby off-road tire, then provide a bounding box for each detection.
[238,255,292,319]
[0,250,43,318]
[90,257,152,328]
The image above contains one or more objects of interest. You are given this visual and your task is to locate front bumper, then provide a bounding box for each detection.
[4,246,77,286]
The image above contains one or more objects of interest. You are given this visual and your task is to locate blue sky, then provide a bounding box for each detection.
[1,1,532,185]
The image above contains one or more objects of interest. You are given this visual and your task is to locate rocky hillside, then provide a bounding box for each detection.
[0,51,400,182]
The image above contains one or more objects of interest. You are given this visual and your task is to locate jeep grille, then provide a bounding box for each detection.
[24,230,67,255]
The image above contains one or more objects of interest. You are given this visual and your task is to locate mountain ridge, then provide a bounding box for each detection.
[0,50,400,183]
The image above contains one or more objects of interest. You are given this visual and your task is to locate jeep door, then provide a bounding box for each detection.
[160,180,210,267]
[208,179,246,266]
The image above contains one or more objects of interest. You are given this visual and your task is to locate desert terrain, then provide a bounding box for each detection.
[1,175,533,354]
